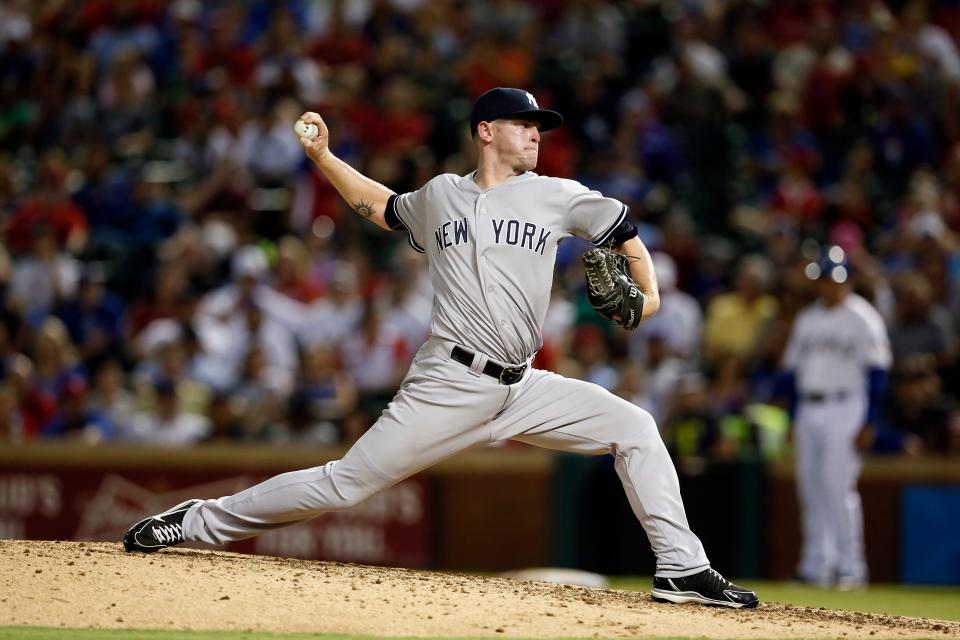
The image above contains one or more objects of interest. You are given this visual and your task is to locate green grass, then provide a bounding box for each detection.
[610,577,960,621]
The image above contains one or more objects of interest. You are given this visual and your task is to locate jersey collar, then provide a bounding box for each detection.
[461,170,536,193]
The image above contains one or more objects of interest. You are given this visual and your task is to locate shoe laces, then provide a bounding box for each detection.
[151,523,183,544]
[705,568,732,590]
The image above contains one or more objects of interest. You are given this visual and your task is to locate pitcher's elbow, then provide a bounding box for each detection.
[642,293,661,319]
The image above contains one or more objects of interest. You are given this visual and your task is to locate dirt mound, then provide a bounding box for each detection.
[1,540,957,638]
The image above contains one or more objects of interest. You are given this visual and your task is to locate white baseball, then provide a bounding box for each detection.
[294,119,319,140]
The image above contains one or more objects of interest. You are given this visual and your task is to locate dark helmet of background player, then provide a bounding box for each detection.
[804,245,850,284]
[469,87,563,136]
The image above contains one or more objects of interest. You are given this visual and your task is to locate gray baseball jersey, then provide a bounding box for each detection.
[391,171,626,364]
[181,171,710,578]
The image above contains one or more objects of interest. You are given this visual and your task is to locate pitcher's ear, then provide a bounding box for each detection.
[476,120,495,142]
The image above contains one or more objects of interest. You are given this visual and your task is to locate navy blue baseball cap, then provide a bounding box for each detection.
[469,87,563,135]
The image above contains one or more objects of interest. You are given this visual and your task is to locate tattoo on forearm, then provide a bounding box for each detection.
[353,200,375,218]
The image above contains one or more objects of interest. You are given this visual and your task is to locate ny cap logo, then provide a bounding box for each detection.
[524,91,539,108]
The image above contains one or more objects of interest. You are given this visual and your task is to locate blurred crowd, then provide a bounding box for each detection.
[0,0,958,457]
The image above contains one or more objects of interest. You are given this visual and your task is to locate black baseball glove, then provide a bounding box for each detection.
[582,247,645,330]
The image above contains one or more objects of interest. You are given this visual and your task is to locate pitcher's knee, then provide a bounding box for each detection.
[309,481,372,511]
[332,490,368,510]
[616,406,662,450]
[301,461,381,511]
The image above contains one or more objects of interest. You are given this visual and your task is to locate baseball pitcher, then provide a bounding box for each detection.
[123,87,758,608]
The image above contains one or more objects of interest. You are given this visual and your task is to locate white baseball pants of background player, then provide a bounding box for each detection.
[793,393,868,586]
[183,336,710,577]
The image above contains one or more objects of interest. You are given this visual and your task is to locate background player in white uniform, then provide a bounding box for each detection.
[782,247,892,589]
[123,88,758,608]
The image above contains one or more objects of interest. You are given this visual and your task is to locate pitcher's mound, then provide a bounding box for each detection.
[1,540,957,638]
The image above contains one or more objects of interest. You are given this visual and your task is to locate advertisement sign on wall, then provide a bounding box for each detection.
[0,469,430,567]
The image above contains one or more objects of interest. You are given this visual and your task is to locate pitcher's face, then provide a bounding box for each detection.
[489,118,541,171]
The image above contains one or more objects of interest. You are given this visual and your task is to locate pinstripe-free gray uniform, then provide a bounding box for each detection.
[391,172,626,363]
[182,171,709,577]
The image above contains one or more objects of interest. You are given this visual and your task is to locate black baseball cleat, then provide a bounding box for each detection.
[651,567,759,608]
[123,499,201,553]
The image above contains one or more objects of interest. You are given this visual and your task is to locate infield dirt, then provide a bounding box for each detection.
[1,540,958,638]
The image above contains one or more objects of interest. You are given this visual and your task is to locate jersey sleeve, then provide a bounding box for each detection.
[559,179,629,245]
[860,307,893,370]
[385,189,427,254]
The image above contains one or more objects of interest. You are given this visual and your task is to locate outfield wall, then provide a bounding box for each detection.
[553,454,960,584]
[0,443,553,571]
[1,444,958,583]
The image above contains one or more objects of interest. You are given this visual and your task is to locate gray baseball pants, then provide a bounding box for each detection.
[182,337,709,577]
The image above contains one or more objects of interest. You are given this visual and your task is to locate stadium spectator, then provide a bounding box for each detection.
[8,226,81,325]
[0,380,19,442]
[96,49,156,144]
[0,353,53,441]
[889,271,949,363]
[270,343,357,446]
[886,354,958,455]
[232,344,287,439]
[0,308,20,378]
[131,323,210,417]
[569,324,618,391]
[341,302,411,427]
[298,260,364,347]
[274,235,324,303]
[613,362,652,412]
[377,259,432,352]
[0,0,955,459]
[616,88,685,186]
[749,258,812,401]
[41,374,115,443]
[127,378,211,446]
[5,152,88,255]
[708,353,750,418]
[30,317,84,398]
[661,373,732,464]
[630,252,702,364]
[201,392,247,444]
[234,98,305,185]
[539,277,576,373]
[703,255,778,364]
[88,357,136,437]
[639,333,691,426]
[194,245,298,389]
[56,264,125,366]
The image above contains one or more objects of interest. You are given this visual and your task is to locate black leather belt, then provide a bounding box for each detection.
[451,346,527,385]
[802,390,851,403]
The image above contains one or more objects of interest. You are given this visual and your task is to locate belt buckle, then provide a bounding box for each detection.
[499,364,526,385]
